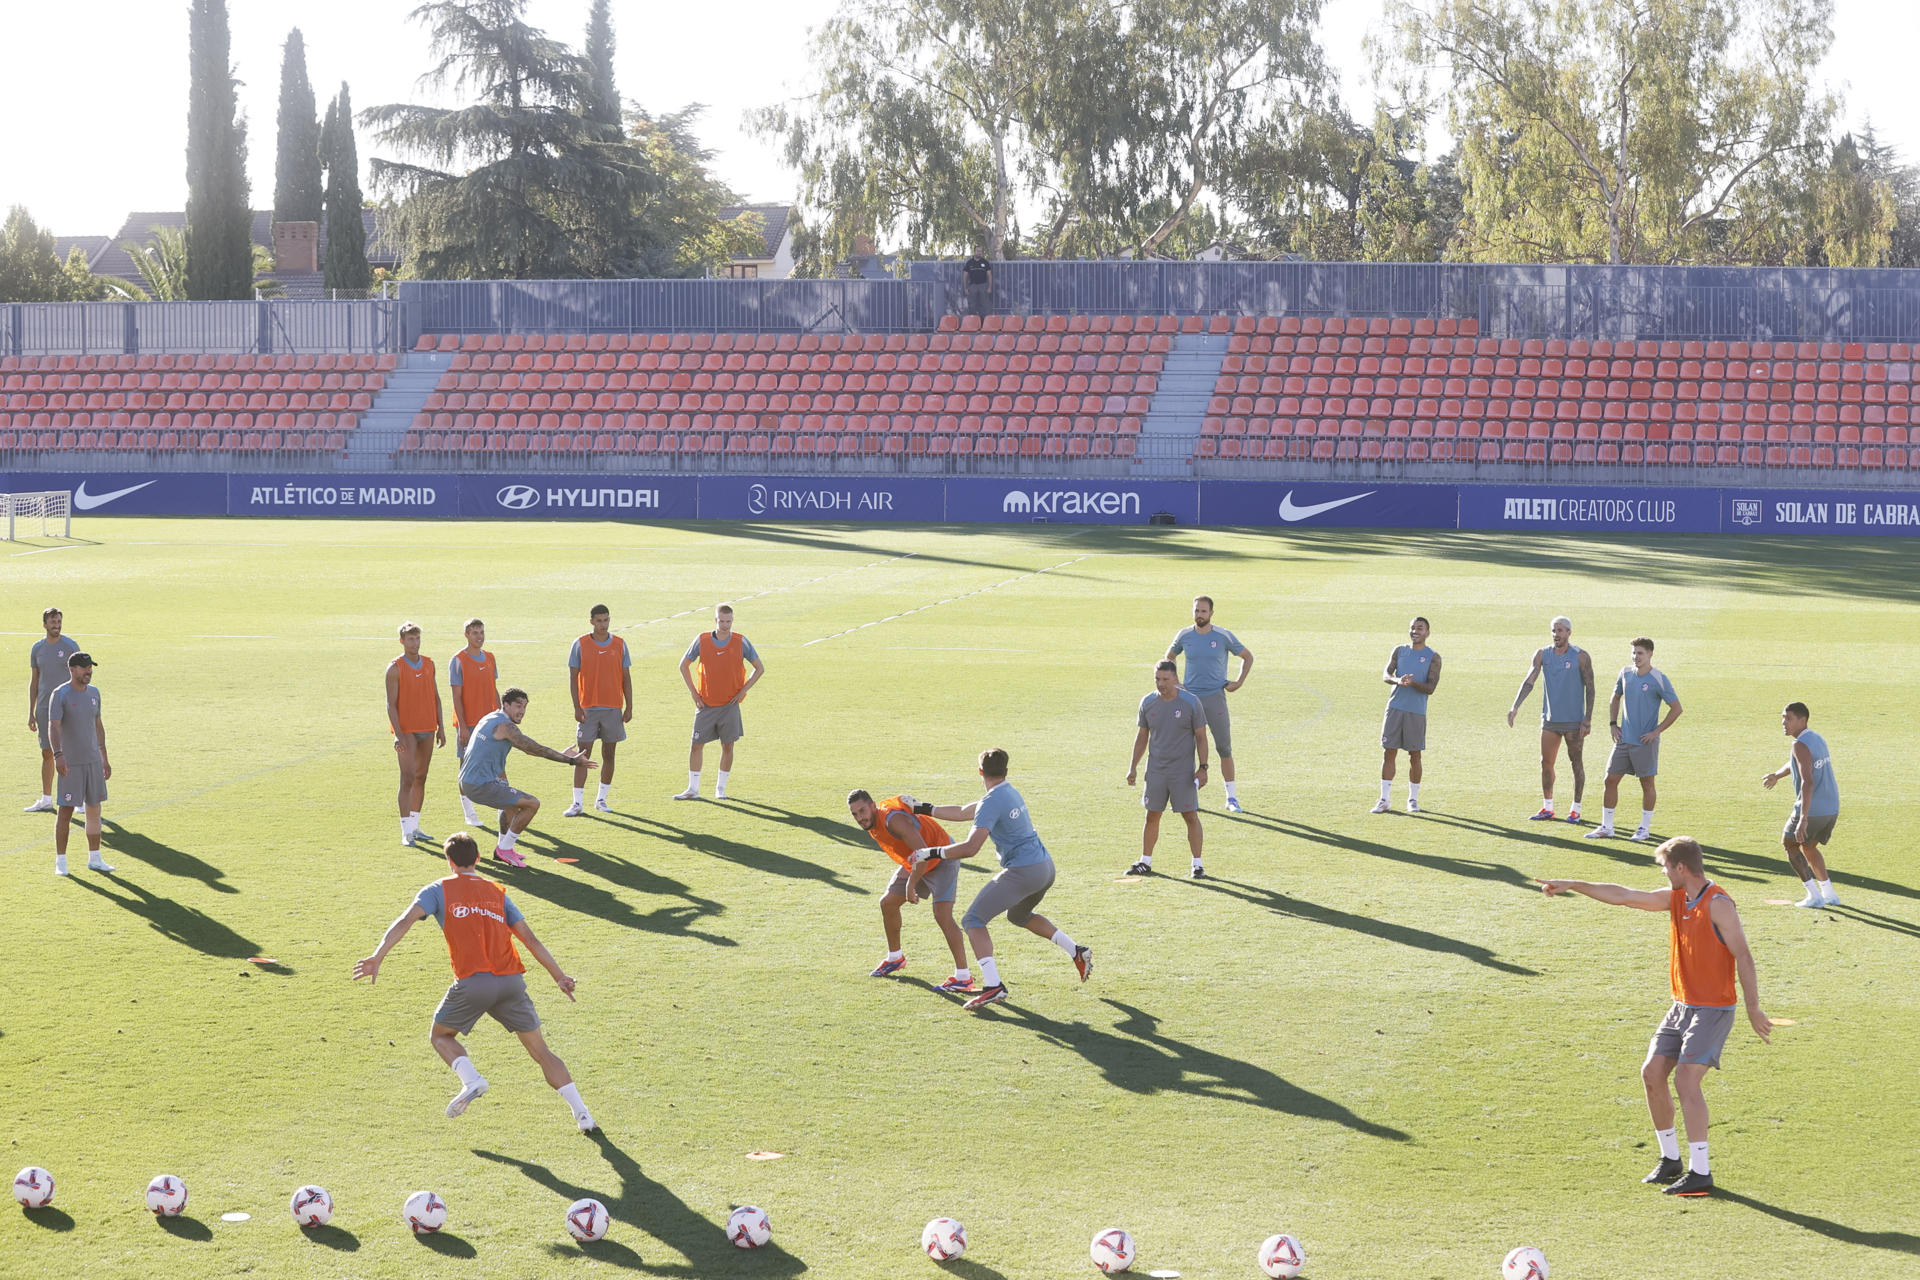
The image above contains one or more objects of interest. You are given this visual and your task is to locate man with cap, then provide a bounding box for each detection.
[48,651,114,876]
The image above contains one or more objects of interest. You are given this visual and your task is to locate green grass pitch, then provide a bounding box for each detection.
[3,517,1917,1279]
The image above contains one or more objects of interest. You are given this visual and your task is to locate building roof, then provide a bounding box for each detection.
[52,236,113,270]
[717,203,794,262]
[87,209,400,290]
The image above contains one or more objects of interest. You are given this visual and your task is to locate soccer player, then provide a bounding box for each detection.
[1164,596,1252,811]
[1761,702,1840,909]
[386,623,446,847]
[449,618,502,828]
[460,688,596,868]
[1507,615,1596,822]
[847,789,974,992]
[1373,617,1440,814]
[25,605,78,813]
[565,605,632,816]
[1587,638,1682,842]
[353,832,597,1132]
[673,604,765,801]
[1539,836,1771,1197]
[47,651,113,876]
[909,748,1092,1011]
[1125,660,1211,878]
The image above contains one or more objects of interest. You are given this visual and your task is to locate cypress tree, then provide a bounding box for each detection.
[185,0,255,299]
[322,84,372,291]
[273,29,324,224]
[583,0,621,138]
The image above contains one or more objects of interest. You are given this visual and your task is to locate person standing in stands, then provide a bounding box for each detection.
[962,247,994,316]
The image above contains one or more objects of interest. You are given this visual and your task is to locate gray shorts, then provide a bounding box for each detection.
[962,858,1056,930]
[1197,691,1232,757]
[1143,767,1199,814]
[36,702,53,751]
[433,971,541,1035]
[1784,806,1837,846]
[1650,1002,1735,1069]
[57,761,107,808]
[463,778,534,811]
[692,703,744,745]
[1607,739,1659,777]
[576,707,626,746]
[1381,707,1427,751]
[885,857,960,904]
[1544,721,1586,737]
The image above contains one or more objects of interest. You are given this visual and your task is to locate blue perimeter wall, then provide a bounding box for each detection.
[11,472,1920,536]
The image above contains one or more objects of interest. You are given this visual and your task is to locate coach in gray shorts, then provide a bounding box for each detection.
[1380,706,1427,752]
[1125,662,1211,877]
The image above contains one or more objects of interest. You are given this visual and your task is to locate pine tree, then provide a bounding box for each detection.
[186,0,255,299]
[322,84,372,291]
[583,0,621,138]
[274,29,324,224]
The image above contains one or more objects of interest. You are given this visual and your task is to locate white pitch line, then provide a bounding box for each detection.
[803,555,1090,646]
[11,544,87,557]
[617,550,922,636]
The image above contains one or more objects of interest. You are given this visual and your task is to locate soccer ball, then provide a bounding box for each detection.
[404,1190,448,1234]
[921,1216,967,1260]
[13,1167,54,1209]
[567,1197,610,1242]
[146,1175,188,1216]
[727,1205,772,1249]
[1258,1232,1306,1278]
[1503,1245,1550,1280]
[290,1185,333,1227]
[1090,1227,1136,1273]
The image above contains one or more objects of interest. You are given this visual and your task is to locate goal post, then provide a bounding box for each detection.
[1,491,72,541]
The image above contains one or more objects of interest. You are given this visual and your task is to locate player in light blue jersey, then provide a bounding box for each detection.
[1761,702,1841,908]
[1507,616,1596,822]
[1164,596,1253,811]
[1374,617,1442,813]
[457,688,594,866]
[910,748,1092,1010]
[1588,637,1682,843]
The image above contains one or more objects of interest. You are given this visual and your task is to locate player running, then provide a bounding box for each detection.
[1374,617,1440,814]
[1587,638,1682,842]
[565,605,632,816]
[1539,836,1771,1197]
[354,832,596,1131]
[48,652,113,876]
[449,618,502,828]
[673,604,765,801]
[847,789,974,992]
[1125,660,1211,879]
[1761,701,1840,909]
[25,606,78,813]
[386,622,446,847]
[1507,615,1596,822]
[1164,595,1252,812]
[460,688,596,867]
[910,749,1092,1011]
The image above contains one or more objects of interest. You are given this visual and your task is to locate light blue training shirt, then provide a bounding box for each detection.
[457,708,516,788]
[1614,666,1679,741]
[1387,645,1438,714]
[1792,729,1839,817]
[1168,625,1243,696]
[971,782,1051,868]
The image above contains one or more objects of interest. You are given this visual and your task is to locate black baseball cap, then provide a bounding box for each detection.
[68,652,96,667]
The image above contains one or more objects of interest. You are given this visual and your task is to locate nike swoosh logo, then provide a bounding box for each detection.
[73,480,157,510]
[1277,490,1375,521]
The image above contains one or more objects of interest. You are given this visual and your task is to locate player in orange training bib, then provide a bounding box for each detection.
[387,622,446,847]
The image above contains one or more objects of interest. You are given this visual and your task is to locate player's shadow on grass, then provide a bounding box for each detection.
[415,1230,477,1257]
[23,1206,74,1232]
[1718,1189,1920,1254]
[475,1132,808,1276]
[939,1261,1010,1280]
[984,998,1410,1142]
[99,820,237,894]
[720,799,869,850]
[1181,874,1538,975]
[1694,840,1920,904]
[501,835,736,948]
[1828,904,1920,941]
[66,875,265,961]
[1411,811,1775,884]
[157,1213,214,1241]
[1218,810,1535,892]
[594,812,870,897]
[654,519,1032,574]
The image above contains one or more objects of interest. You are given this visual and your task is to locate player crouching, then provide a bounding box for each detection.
[848,789,974,992]
[457,688,595,866]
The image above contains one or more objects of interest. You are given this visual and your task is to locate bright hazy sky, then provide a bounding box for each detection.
[1,0,1914,238]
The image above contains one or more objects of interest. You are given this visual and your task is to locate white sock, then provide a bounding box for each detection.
[1817,878,1835,898]
[572,787,585,805]
[451,1056,482,1088]
[1803,878,1820,898]
[1639,809,1654,832]
[1655,1127,1680,1160]
[1138,852,1153,865]
[40,794,51,805]
[410,810,423,825]
[979,956,1001,987]
[461,796,480,819]
[952,967,970,981]
[597,782,611,802]
[1224,780,1237,800]
[557,1081,590,1121]
[1379,780,1392,803]
[1601,807,1616,829]
[54,853,67,871]
[1408,783,1421,801]
[401,818,413,840]
[687,771,701,793]
[886,949,903,962]
[1688,1141,1710,1175]
[1542,797,1555,811]
[1050,928,1076,956]
[715,769,731,792]
[1191,855,1204,871]
[498,829,518,851]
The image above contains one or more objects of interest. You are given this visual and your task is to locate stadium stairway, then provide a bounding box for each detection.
[1136,331,1229,476]
[346,350,454,467]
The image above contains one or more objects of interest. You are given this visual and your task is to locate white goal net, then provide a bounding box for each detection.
[2,491,72,541]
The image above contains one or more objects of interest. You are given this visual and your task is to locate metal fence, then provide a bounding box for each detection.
[0,300,403,356]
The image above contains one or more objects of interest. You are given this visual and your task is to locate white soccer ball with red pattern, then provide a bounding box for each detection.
[1503,1245,1550,1280]
[1259,1231,1306,1278]
[146,1174,188,1216]
[921,1216,967,1260]
[567,1197,610,1242]
[1090,1227,1136,1273]
[290,1184,333,1227]
[404,1189,447,1233]
[727,1204,772,1248]
[13,1167,55,1209]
